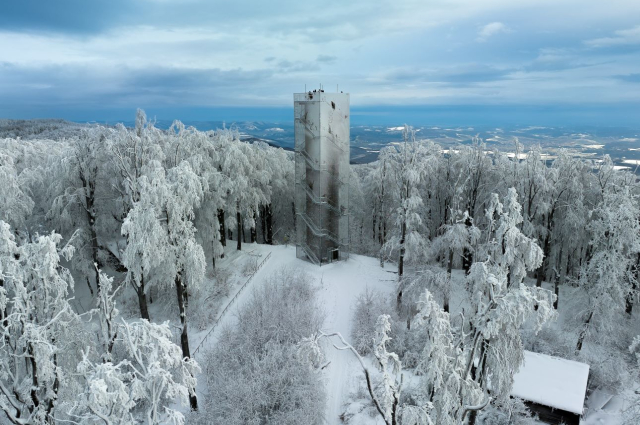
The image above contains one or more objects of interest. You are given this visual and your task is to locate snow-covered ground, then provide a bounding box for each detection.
[192,246,637,424]
[186,243,397,424]
[68,243,635,424]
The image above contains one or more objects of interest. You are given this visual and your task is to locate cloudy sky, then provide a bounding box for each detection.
[1,0,640,125]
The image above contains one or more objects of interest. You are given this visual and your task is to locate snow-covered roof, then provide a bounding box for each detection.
[511,351,590,415]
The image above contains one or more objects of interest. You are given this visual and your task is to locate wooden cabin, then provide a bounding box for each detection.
[511,351,590,425]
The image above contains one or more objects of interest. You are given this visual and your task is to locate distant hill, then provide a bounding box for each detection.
[4,118,640,168]
[0,119,99,140]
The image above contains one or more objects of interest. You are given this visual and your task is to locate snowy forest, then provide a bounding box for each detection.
[2,112,640,424]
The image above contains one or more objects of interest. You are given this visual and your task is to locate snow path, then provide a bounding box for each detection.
[192,244,396,424]
[315,254,396,424]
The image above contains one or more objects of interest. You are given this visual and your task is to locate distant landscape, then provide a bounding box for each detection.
[3,118,639,168]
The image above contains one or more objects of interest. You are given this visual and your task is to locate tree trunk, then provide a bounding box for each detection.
[443,291,450,314]
[444,249,454,313]
[0,278,8,343]
[553,271,560,310]
[236,203,242,251]
[462,214,473,273]
[81,177,100,296]
[291,202,296,230]
[260,205,266,243]
[250,210,257,243]
[391,396,399,425]
[45,349,60,422]
[89,221,100,293]
[218,209,226,249]
[175,274,198,410]
[565,249,572,280]
[627,290,636,315]
[626,252,640,314]
[555,247,566,309]
[383,219,387,246]
[576,311,593,353]
[468,410,478,425]
[266,203,274,245]
[85,277,94,297]
[372,205,377,241]
[136,274,150,321]
[378,209,385,268]
[536,230,552,287]
[462,247,472,274]
[28,343,41,411]
[398,221,406,277]
[378,212,383,246]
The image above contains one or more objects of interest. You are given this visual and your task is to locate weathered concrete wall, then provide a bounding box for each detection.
[294,91,350,264]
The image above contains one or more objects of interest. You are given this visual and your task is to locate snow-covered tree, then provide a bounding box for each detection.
[372,315,403,425]
[120,157,204,409]
[198,268,325,425]
[397,266,449,327]
[214,136,272,250]
[47,128,113,297]
[68,319,199,425]
[108,110,165,226]
[264,147,295,245]
[0,221,78,424]
[299,316,405,425]
[383,126,434,276]
[162,162,206,401]
[393,191,556,424]
[575,187,640,352]
[0,153,34,233]
[483,188,543,287]
[412,289,482,425]
[457,140,493,272]
[351,289,397,355]
[94,268,120,362]
[365,147,394,262]
[432,210,480,311]
[120,172,169,320]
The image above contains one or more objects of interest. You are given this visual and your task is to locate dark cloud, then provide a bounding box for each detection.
[382,65,513,86]
[0,0,136,34]
[0,63,277,107]
[126,67,274,91]
[273,60,320,72]
[615,74,640,83]
[524,52,612,72]
[317,54,337,63]
[0,0,404,43]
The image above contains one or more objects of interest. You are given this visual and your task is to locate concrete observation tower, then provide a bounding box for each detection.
[294,89,350,265]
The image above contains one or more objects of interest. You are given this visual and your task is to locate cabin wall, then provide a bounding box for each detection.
[525,401,580,425]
